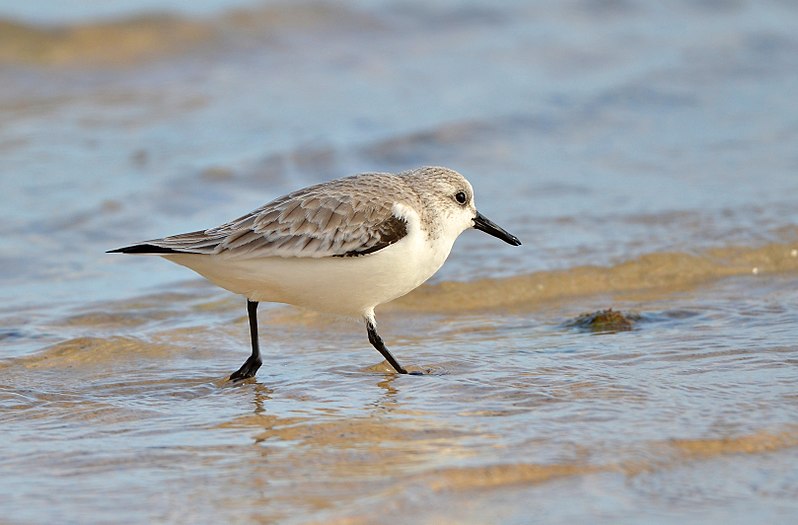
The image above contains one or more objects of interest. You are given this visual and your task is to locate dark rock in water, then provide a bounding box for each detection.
[568,309,639,333]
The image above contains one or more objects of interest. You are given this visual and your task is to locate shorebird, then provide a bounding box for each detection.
[109,166,521,380]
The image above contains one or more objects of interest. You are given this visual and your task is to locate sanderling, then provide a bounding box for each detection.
[109,166,521,380]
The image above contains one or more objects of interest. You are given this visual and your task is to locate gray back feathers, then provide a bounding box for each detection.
[111,167,468,259]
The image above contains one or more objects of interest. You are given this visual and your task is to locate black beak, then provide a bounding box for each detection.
[473,212,522,246]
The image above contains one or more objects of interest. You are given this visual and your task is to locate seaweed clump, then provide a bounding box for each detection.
[567,309,640,334]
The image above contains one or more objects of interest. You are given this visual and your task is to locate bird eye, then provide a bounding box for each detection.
[454,191,467,205]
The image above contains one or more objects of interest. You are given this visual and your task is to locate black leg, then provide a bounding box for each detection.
[366,319,408,374]
[230,300,262,381]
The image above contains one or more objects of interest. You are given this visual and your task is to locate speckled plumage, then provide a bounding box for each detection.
[120,167,468,259]
[109,166,521,379]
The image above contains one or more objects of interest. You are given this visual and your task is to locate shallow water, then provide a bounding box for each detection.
[2,1,798,523]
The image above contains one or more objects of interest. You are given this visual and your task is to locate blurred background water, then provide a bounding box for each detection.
[1,1,798,523]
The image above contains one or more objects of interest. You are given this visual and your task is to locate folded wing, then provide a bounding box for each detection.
[108,175,409,259]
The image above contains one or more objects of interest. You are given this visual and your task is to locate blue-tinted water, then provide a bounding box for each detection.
[1,1,797,523]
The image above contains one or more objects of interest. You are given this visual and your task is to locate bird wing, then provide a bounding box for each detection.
[109,174,410,259]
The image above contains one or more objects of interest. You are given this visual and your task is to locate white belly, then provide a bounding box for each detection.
[164,228,454,317]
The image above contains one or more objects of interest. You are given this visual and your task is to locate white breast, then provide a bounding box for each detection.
[163,204,458,318]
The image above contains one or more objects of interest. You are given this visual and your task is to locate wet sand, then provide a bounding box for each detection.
[2,1,798,523]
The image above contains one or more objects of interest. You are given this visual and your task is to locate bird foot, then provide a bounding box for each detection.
[229,355,262,381]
